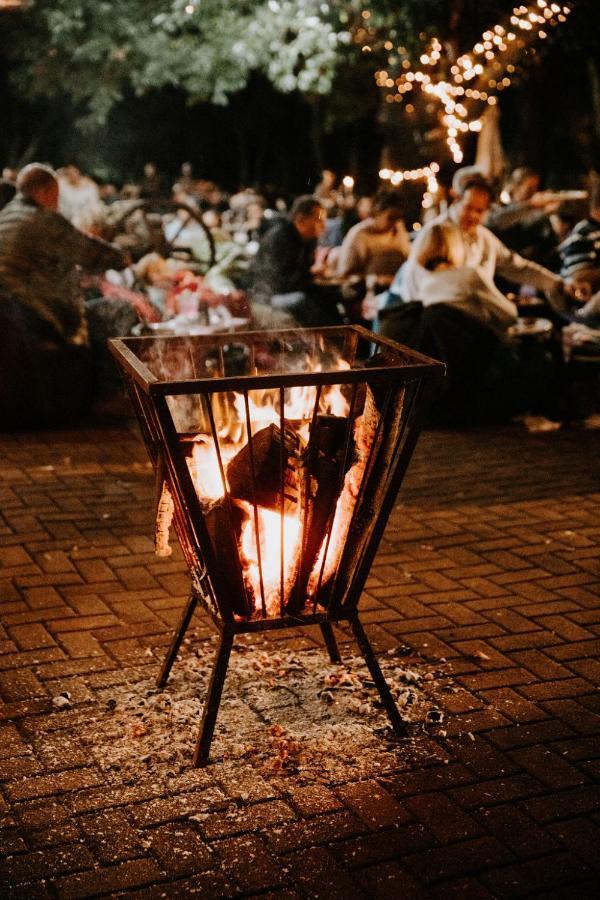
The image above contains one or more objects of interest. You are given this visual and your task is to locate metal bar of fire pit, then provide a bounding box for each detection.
[190,612,402,766]
[193,625,234,767]
[242,391,267,618]
[340,378,434,615]
[109,326,445,766]
[157,589,199,689]
[319,621,342,665]
[349,616,408,738]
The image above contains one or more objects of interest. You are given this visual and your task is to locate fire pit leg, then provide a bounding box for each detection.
[320,622,342,664]
[193,627,234,767]
[157,590,199,688]
[350,618,408,738]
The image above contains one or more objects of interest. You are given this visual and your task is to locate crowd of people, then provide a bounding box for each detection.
[0,159,598,428]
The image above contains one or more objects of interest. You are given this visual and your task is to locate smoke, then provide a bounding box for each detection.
[134,329,353,434]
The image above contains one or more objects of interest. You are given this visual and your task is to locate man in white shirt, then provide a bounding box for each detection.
[400,172,568,307]
[380,171,575,423]
[58,165,102,232]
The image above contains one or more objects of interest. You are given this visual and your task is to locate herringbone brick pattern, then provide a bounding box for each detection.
[0,419,598,898]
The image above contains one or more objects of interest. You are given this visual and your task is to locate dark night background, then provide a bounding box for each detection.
[0,0,599,196]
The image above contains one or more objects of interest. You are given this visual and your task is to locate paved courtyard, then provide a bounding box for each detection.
[0,415,598,898]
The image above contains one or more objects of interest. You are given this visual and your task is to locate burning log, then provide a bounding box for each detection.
[333,384,406,602]
[226,423,307,614]
[289,415,354,612]
[203,499,251,618]
[307,388,382,607]
[225,416,358,615]
[226,423,302,514]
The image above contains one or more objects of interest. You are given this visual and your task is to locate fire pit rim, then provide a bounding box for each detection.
[109,325,445,396]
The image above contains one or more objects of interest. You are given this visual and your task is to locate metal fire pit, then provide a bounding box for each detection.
[110,326,444,765]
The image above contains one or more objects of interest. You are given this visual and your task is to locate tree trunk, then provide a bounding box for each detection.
[519,59,544,172]
[232,121,249,187]
[588,57,600,164]
[309,96,324,176]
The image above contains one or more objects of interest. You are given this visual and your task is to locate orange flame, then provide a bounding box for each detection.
[186,373,355,617]
[188,439,234,501]
[239,503,302,616]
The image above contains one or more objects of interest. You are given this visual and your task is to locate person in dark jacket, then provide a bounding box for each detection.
[249,195,343,327]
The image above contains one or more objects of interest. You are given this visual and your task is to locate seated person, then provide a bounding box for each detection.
[486,166,562,260]
[172,161,196,197]
[409,221,518,334]
[249,195,343,328]
[380,171,572,423]
[139,162,164,200]
[57,164,102,232]
[546,199,588,275]
[557,179,600,297]
[318,202,345,254]
[336,190,410,287]
[314,168,338,211]
[231,197,267,245]
[395,171,572,312]
[163,188,206,250]
[0,163,126,427]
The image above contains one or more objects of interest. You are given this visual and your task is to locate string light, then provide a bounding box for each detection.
[379,163,443,209]
[364,1,573,171]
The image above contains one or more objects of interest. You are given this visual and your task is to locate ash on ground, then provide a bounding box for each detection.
[74,636,448,786]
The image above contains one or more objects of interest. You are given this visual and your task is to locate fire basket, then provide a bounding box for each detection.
[110,326,444,765]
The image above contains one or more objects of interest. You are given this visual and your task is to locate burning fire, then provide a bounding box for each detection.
[179,367,376,619]
[187,439,236,501]
[188,380,348,499]
[239,503,302,615]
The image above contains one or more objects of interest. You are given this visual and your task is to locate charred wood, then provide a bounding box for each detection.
[226,423,301,513]
[204,500,251,618]
[288,415,354,612]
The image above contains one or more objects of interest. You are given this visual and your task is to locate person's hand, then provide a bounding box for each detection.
[361,292,379,320]
[576,289,600,321]
[564,278,592,302]
[311,246,330,276]
[529,191,561,214]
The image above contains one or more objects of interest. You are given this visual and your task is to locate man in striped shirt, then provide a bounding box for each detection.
[559,181,600,294]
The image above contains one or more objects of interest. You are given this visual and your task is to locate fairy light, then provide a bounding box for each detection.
[364,0,573,173]
[379,162,443,208]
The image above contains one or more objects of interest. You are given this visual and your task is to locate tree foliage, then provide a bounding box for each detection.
[5,0,463,128]
[4,0,595,179]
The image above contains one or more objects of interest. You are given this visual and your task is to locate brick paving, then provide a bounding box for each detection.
[0,417,598,898]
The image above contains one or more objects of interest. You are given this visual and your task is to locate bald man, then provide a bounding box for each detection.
[0,164,126,426]
[0,163,125,345]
